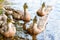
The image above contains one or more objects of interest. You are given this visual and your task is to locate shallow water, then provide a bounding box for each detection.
[2,0,60,40]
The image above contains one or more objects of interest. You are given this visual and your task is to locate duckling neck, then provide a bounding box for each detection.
[8,22,12,29]
[41,7,45,12]
[32,22,37,28]
[24,9,28,16]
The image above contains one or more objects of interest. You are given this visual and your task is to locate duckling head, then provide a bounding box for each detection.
[41,2,45,9]
[7,18,15,24]
[33,16,37,23]
[23,3,28,10]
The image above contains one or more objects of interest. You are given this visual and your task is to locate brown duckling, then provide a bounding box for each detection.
[4,3,30,22]
[12,3,30,22]
[23,16,46,40]
[4,18,16,37]
[12,9,24,20]
[37,2,45,16]
[37,2,52,17]
[0,17,16,37]
[22,3,30,22]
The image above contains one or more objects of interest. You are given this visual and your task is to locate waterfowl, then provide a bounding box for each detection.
[12,3,30,22]
[4,19,16,37]
[3,6,23,20]
[12,10,24,20]
[22,3,30,22]
[23,16,46,40]
[37,2,52,17]
[0,8,16,37]
[4,3,30,22]
[0,17,16,37]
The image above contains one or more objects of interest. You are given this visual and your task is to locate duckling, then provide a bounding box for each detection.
[4,3,31,22]
[37,2,45,17]
[0,17,16,37]
[37,2,52,17]
[12,3,31,22]
[12,9,24,20]
[23,16,46,40]
[23,3,30,22]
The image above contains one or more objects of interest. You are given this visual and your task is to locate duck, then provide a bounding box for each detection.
[4,18,16,37]
[23,16,46,40]
[4,3,31,22]
[4,6,23,20]
[12,3,30,22]
[37,2,52,17]
[0,9,16,37]
[0,16,16,37]
[12,10,24,20]
[22,3,31,22]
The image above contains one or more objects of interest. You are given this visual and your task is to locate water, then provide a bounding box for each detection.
[7,0,60,40]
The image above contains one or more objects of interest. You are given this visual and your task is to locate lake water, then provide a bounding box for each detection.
[7,0,60,40]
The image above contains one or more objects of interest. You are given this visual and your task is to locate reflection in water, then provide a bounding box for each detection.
[48,34,54,40]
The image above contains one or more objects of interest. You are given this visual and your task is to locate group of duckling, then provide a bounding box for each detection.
[0,2,52,40]
[23,2,52,40]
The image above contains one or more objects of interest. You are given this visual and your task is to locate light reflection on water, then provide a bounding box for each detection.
[8,0,60,40]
